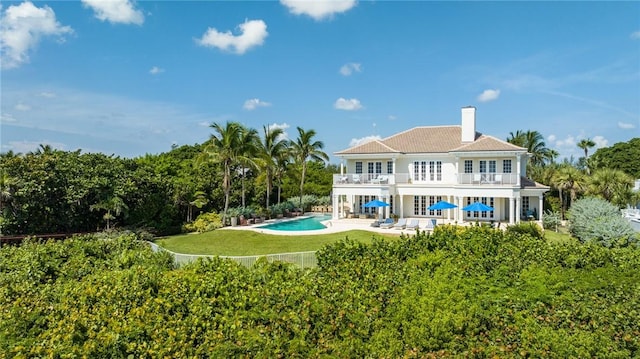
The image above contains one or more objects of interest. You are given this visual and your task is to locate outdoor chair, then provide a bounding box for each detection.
[405,219,420,230]
[393,218,408,229]
[379,218,395,229]
[352,174,361,184]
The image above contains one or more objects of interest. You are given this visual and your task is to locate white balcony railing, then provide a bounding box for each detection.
[457,173,517,185]
[333,173,517,186]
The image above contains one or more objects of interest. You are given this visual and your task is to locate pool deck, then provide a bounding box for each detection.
[222,216,439,236]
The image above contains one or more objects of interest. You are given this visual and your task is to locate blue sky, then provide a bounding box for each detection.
[1,0,639,163]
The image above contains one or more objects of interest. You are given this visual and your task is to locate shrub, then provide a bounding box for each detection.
[568,197,636,247]
[542,209,562,231]
[287,195,318,211]
[183,211,223,233]
[506,221,544,239]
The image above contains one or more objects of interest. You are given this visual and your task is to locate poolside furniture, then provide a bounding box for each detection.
[393,218,408,229]
[352,174,361,184]
[473,174,482,184]
[339,175,349,184]
[423,219,438,231]
[370,175,389,184]
[492,174,502,184]
[374,218,394,228]
[380,218,395,229]
[405,219,420,230]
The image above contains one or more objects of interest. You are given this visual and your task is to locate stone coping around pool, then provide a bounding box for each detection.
[221,217,417,236]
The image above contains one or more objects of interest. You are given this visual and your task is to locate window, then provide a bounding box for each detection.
[413,196,428,216]
[479,160,487,173]
[429,161,442,181]
[522,196,530,217]
[387,161,393,174]
[413,161,427,181]
[428,196,442,216]
[464,160,473,173]
[375,162,382,174]
[368,162,374,174]
[355,162,362,174]
[503,159,512,173]
[489,160,496,173]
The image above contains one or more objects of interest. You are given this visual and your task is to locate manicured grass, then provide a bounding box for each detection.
[544,226,574,243]
[156,229,401,256]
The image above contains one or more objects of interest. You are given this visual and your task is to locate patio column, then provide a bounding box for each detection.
[340,161,344,175]
[538,195,544,221]
[516,154,522,187]
[399,195,404,218]
[515,197,521,224]
[332,194,339,220]
[508,197,515,224]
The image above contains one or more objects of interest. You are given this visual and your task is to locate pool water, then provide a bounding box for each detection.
[258,215,331,231]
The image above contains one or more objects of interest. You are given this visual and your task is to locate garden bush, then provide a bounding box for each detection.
[542,209,562,231]
[183,211,223,233]
[1,227,638,357]
[506,221,544,239]
[568,197,636,247]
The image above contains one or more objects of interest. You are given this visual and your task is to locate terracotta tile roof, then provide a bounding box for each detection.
[335,125,526,155]
[452,135,526,152]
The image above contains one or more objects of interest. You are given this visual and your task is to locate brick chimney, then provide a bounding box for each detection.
[461,106,476,142]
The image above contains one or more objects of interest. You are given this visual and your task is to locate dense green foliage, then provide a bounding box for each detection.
[568,197,637,247]
[2,229,638,357]
[590,137,640,178]
[0,141,335,235]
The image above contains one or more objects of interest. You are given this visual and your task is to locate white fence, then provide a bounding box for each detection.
[147,241,317,269]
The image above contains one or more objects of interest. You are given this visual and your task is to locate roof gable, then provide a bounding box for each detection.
[335,140,399,155]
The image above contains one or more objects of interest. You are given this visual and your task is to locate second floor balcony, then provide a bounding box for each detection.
[333,172,519,186]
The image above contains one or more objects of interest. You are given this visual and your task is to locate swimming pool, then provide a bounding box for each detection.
[258,215,331,231]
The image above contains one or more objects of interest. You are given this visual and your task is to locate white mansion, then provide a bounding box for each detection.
[331,107,549,225]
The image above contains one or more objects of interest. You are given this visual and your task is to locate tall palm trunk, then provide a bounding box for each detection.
[299,162,307,211]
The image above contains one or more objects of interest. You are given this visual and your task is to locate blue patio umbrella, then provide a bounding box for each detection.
[428,200,457,224]
[462,202,494,212]
[363,199,390,220]
[363,199,390,208]
[428,200,457,211]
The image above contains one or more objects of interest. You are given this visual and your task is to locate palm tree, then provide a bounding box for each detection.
[577,138,596,158]
[257,125,289,209]
[90,195,128,230]
[187,190,209,222]
[198,122,249,222]
[551,165,587,218]
[587,168,633,207]
[507,130,550,167]
[237,127,260,209]
[289,127,329,211]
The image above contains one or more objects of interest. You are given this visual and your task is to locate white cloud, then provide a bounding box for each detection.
[280,0,357,21]
[243,98,272,111]
[267,122,290,140]
[81,0,144,25]
[388,115,397,121]
[547,134,556,142]
[0,1,73,69]
[630,31,640,40]
[334,97,363,111]
[197,19,268,55]
[198,121,210,127]
[1,113,17,123]
[592,135,608,149]
[477,89,500,102]
[618,121,636,129]
[39,91,56,98]
[554,134,576,149]
[349,135,381,147]
[339,62,361,76]
[15,102,30,111]
[149,66,164,75]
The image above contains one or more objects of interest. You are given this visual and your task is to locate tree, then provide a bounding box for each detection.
[237,127,260,209]
[90,195,128,230]
[590,138,640,178]
[587,168,634,207]
[551,165,587,218]
[507,130,551,167]
[198,122,254,223]
[289,127,329,210]
[257,125,289,209]
[577,138,596,159]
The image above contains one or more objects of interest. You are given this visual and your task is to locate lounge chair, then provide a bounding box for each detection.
[378,218,394,229]
[370,175,388,184]
[423,219,438,231]
[405,219,420,230]
[352,174,361,184]
[393,218,408,229]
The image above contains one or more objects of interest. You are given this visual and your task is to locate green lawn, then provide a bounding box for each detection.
[155,229,401,256]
